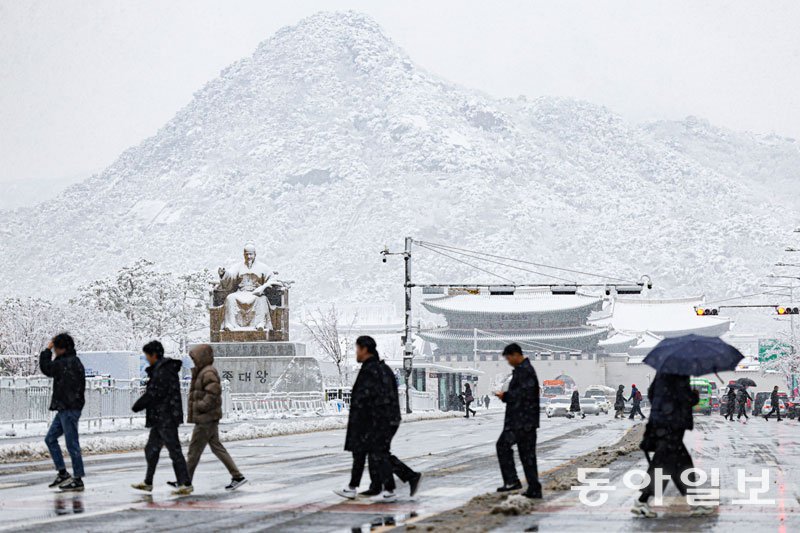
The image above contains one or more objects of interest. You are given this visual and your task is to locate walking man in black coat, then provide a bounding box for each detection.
[632,373,712,518]
[131,341,192,495]
[494,343,542,499]
[614,385,626,419]
[335,336,399,502]
[40,333,86,492]
[361,346,423,498]
[764,386,783,421]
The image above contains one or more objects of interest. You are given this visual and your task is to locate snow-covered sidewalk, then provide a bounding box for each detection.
[0,410,461,464]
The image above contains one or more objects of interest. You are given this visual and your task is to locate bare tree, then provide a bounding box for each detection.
[303,305,356,387]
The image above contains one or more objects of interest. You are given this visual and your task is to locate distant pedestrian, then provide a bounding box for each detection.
[131,341,192,495]
[628,384,646,420]
[167,345,246,491]
[463,383,477,418]
[631,373,712,518]
[494,343,542,499]
[724,386,737,421]
[40,333,86,492]
[614,385,626,419]
[335,336,399,503]
[484,394,491,409]
[736,388,752,422]
[764,386,783,422]
[569,390,585,419]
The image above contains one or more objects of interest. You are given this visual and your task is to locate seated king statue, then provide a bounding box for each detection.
[218,242,277,332]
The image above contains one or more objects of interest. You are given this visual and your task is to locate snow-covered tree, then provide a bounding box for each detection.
[303,305,356,387]
[74,259,211,353]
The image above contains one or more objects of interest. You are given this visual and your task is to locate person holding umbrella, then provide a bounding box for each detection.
[724,385,739,421]
[736,387,753,423]
[631,334,742,518]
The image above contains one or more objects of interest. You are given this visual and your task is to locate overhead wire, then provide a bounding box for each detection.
[416,243,516,284]
[417,240,636,284]
[418,243,577,284]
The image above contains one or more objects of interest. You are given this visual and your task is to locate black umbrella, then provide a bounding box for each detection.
[643,334,744,376]
[736,377,757,388]
[726,383,745,391]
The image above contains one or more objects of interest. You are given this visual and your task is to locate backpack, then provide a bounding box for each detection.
[634,390,642,402]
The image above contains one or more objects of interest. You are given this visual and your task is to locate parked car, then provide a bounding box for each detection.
[579,397,602,415]
[719,394,730,416]
[752,391,771,416]
[761,398,787,417]
[545,396,574,418]
[710,394,720,412]
[590,395,610,414]
[539,397,551,413]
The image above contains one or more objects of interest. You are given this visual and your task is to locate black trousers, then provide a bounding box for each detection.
[629,403,645,419]
[496,428,541,491]
[144,425,190,486]
[348,450,395,492]
[368,453,418,490]
[465,400,476,418]
[639,429,694,501]
[765,405,782,420]
[737,404,749,419]
[725,403,735,420]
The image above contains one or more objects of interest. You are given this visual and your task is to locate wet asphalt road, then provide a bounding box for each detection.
[0,411,631,532]
[497,414,800,532]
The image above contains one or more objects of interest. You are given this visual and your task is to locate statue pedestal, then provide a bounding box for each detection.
[193,341,322,394]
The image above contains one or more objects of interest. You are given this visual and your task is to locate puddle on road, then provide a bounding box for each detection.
[352,511,418,532]
[53,494,84,515]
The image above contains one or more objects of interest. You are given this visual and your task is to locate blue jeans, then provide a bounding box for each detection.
[45,410,85,478]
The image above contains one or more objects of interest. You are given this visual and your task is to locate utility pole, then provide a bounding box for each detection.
[403,236,413,414]
[382,237,414,413]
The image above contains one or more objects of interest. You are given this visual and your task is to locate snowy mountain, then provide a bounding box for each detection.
[1,11,798,313]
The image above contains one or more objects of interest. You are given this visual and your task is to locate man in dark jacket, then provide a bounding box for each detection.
[495,343,541,499]
[614,385,626,419]
[463,383,477,418]
[335,336,398,502]
[632,373,711,518]
[40,333,86,492]
[131,341,192,495]
[361,352,422,498]
[725,386,737,421]
[628,384,646,420]
[764,386,783,421]
[168,344,246,491]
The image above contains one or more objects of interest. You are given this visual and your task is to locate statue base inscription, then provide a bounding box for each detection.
[193,342,322,394]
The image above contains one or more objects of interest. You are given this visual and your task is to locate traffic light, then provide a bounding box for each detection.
[695,307,719,316]
[776,306,800,315]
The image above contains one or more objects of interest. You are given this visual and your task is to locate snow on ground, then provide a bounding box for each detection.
[0,409,461,464]
[0,411,633,531]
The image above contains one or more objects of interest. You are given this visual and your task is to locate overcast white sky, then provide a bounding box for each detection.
[1,0,799,197]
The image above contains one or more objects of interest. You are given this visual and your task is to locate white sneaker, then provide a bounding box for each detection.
[690,505,715,516]
[372,490,397,503]
[333,486,358,500]
[630,500,657,518]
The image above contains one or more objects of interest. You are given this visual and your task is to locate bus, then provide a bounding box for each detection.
[690,377,712,415]
[542,379,566,398]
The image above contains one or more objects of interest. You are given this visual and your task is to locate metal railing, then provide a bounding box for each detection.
[0,376,222,429]
[228,392,326,416]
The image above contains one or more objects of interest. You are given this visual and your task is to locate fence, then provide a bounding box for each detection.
[0,375,204,429]
[228,392,326,416]
[398,389,439,411]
